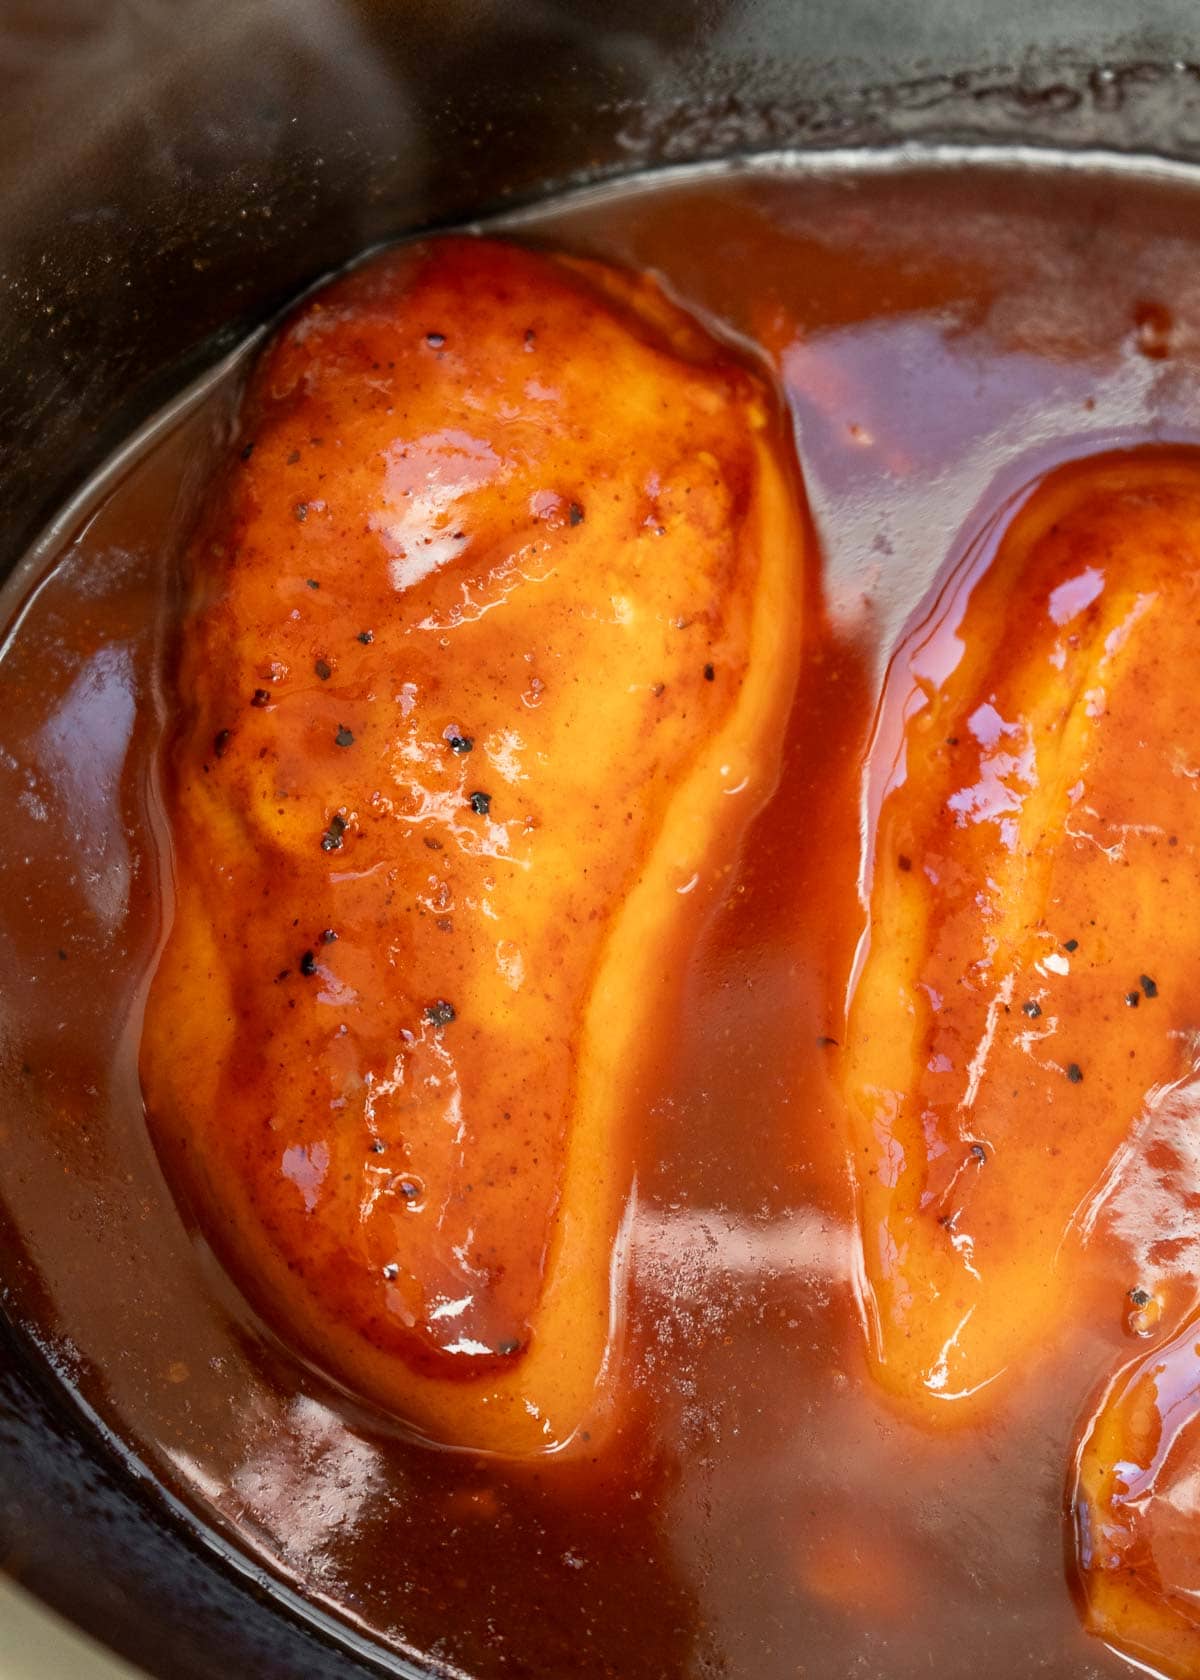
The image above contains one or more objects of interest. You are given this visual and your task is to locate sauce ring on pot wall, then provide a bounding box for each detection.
[140,234,808,1457]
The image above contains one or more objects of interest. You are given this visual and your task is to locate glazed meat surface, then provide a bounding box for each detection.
[141,236,805,1455]
[843,451,1200,1423]
[1074,1301,1200,1679]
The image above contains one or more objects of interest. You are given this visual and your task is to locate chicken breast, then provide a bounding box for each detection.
[1073,1302,1200,1678]
[842,450,1200,1421]
[141,236,805,1455]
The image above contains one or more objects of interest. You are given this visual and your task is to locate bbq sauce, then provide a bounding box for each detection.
[3,154,1200,1677]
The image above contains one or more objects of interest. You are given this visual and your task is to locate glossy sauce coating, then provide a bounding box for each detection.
[140,236,805,1454]
[8,160,1200,1679]
[1075,1302,1200,1678]
[844,451,1200,1421]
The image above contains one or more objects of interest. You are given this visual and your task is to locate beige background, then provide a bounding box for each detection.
[0,1579,141,1679]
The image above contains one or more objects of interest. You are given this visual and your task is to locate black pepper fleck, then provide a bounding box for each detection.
[335,725,355,748]
[1066,1062,1084,1083]
[426,1000,456,1027]
[357,630,374,645]
[305,577,319,590]
[321,814,347,852]
[213,729,231,758]
[1022,1000,1041,1018]
[703,663,716,682]
[250,688,271,708]
[1064,938,1079,952]
[969,1143,987,1163]
[1129,1286,1152,1307]
[568,501,585,526]
[370,1139,387,1154]
[315,658,332,681]
[469,790,491,816]
[1125,991,1140,1008]
[448,735,474,755]
[240,441,255,461]
[294,503,308,522]
[1141,974,1159,998]
[299,950,317,977]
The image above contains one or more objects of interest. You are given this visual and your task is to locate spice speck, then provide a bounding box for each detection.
[469,790,492,816]
[1140,974,1159,998]
[1066,1062,1084,1083]
[335,725,355,748]
[299,950,317,977]
[321,814,347,852]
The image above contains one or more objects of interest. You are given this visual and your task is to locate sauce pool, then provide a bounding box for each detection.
[3,153,1200,1677]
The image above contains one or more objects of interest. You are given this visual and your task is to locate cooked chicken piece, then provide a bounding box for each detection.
[1072,1299,1200,1677]
[843,451,1200,1420]
[141,236,805,1455]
